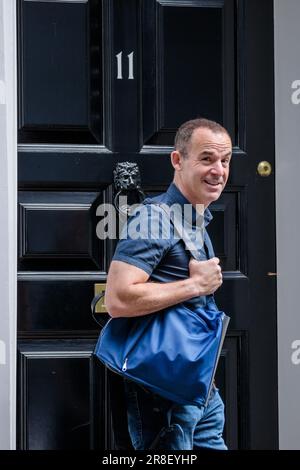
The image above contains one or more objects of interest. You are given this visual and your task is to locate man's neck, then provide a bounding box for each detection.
[172,178,208,209]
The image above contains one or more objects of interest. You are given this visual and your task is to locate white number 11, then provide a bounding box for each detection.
[116,51,134,80]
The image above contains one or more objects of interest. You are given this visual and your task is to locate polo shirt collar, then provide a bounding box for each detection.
[165,183,213,227]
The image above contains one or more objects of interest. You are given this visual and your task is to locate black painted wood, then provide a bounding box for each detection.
[103,0,141,152]
[18,0,103,144]
[17,0,277,450]
[17,340,107,450]
[18,191,104,271]
[142,0,223,146]
[215,334,241,449]
[244,0,277,449]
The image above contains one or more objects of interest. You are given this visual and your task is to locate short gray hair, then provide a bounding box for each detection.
[174,118,231,158]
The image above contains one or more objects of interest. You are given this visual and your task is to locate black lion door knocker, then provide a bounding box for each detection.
[113,162,146,215]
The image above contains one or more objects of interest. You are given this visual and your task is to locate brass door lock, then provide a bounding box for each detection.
[94,283,107,313]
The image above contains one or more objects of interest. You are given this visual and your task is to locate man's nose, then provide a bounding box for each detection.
[210,161,224,176]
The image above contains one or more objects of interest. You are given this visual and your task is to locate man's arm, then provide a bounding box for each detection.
[105,258,222,318]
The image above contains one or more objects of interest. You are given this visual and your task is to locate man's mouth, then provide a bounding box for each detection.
[204,180,222,187]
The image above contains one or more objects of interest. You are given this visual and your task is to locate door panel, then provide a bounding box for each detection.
[209,192,239,272]
[142,0,236,146]
[18,0,103,144]
[18,280,97,333]
[17,340,107,450]
[17,0,277,450]
[19,191,103,271]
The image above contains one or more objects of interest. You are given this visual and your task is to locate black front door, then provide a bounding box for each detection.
[17,0,277,449]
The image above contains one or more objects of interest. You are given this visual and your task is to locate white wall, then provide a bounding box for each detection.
[0,0,17,450]
[274,0,300,450]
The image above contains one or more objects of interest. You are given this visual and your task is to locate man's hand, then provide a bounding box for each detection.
[105,258,223,318]
[188,257,223,296]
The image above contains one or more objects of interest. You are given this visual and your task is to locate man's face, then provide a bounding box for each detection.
[172,128,232,207]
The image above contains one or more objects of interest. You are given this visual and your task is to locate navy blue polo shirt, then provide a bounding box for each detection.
[112,183,216,308]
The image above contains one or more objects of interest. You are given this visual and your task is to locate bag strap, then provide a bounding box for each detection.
[156,203,206,261]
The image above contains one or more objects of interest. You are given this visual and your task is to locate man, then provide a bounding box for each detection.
[105,118,232,450]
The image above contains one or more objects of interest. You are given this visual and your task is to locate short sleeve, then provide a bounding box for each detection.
[112,204,173,276]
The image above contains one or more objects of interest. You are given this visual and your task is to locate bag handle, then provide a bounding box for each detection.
[156,203,205,261]
[91,291,107,327]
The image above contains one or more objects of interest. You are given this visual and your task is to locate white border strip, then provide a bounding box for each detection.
[2,0,17,450]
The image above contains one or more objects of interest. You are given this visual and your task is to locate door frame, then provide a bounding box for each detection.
[0,0,18,450]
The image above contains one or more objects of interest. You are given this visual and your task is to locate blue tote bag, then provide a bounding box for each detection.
[93,207,230,407]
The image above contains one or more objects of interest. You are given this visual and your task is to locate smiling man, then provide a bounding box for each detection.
[172,119,231,208]
[104,118,232,450]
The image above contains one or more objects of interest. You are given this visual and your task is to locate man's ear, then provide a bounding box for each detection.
[171,150,183,171]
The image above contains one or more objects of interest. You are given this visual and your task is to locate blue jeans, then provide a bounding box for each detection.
[123,379,227,450]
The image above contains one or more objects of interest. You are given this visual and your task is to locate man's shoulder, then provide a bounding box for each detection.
[129,190,170,219]
[123,191,175,242]
[142,190,169,206]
